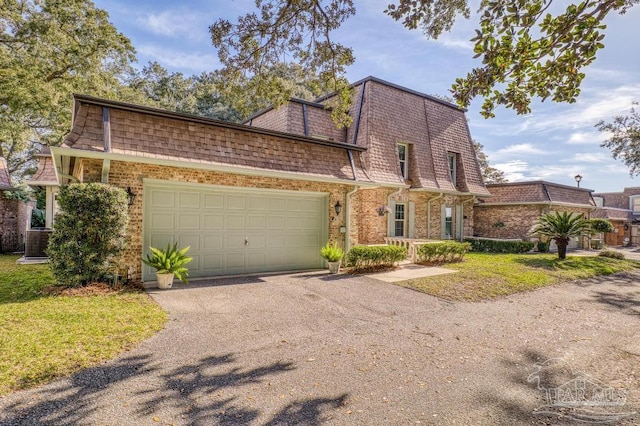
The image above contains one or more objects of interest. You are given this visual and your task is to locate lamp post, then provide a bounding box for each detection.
[574,174,582,188]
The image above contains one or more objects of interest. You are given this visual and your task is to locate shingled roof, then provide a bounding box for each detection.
[481,181,595,206]
[28,146,58,186]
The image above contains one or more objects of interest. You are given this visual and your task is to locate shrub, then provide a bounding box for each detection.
[320,242,344,262]
[599,250,625,260]
[589,218,615,234]
[537,241,549,253]
[345,245,407,271]
[416,241,471,264]
[47,183,129,287]
[464,238,535,253]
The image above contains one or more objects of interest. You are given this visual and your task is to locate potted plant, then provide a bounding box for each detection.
[142,242,192,289]
[320,242,344,274]
[376,206,391,216]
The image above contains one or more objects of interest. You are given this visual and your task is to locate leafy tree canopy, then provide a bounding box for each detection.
[1,0,141,180]
[596,103,640,175]
[210,0,639,125]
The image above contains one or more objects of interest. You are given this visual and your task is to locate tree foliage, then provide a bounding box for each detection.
[596,103,640,175]
[47,183,129,287]
[0,0,139,180]
[210,0,638,124]
[128,62,243,122]
[210,0,355,126]
[473,141,507,183]
[530,211,589,259]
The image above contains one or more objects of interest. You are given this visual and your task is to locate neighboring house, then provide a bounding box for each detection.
[474,181,596,249]
[592,187,640,245]
[0,158,31,252]
[47,76,489,283]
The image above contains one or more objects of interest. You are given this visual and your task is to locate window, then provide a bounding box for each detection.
[631,196,640,214]
[397,144,408,179]
[444,206,453,239]
[394,203,406,237]
[447,152,457,185]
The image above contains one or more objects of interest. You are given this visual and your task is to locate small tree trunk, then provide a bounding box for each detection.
[556,237,569,260]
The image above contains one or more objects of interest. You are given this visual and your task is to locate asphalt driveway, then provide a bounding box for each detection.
[2,270,640,425]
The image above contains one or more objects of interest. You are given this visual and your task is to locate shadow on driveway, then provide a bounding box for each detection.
[1,352,348,426]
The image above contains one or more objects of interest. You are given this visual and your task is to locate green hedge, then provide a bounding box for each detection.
[464,238,534,253]
[416,241,471,264]
[345,245,407,271]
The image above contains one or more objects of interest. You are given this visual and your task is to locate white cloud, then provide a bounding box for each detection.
[494,160,529,181]
[561,152,610,163]
[491,143,547,160]
[137,45,220,72]
[437,36,474,51]
[566,131,605,145]
[137,10,208,40]
[517,84,639,133]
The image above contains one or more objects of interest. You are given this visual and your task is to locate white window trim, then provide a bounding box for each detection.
[394,203,407,237]
[447,152,457,186]
[398,143,408,179]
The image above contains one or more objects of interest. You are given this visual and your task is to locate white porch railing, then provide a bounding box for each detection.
[384,237,440,262]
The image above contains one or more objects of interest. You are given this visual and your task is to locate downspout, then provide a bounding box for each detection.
[427,193,444,240]
[459,196,476,241]
[352,81,367,145]
[345,185,359,252]
[302,104,309,136]
[102,107,111,184]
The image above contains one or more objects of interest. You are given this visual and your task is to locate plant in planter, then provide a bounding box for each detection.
[376,205,391,216]
[143,243,192,289]
[320,242,344,274]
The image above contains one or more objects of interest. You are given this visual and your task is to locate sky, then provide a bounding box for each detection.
[93,0,640,193]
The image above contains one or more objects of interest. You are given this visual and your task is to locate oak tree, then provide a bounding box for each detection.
[210,0,639,125]
[1,0,138,180]
[596,103,640,175]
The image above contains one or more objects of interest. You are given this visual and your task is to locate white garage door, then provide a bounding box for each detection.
[142,181,328,281]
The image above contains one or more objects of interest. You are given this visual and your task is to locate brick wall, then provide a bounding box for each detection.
[474,204,593,240]
[0,195,30,252]
[81,159,358,282]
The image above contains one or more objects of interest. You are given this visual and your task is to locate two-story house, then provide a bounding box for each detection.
[38,76,489,284]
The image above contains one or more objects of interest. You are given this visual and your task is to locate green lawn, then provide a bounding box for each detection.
[398,252,640,301]
[0,255,167,395]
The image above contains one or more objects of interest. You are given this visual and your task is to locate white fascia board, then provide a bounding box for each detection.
[50,147,380,188]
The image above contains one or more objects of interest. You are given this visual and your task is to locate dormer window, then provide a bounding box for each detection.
[398,143,408,179]
[448,152,457,185]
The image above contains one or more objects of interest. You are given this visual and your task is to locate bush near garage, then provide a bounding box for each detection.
[345,245,407,272]
[416,241,471,264]
[47,183,129,287]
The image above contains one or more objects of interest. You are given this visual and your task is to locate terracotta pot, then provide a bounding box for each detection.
[156,272,175,289]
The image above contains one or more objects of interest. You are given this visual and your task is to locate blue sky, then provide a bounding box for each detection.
[93,0,640,192]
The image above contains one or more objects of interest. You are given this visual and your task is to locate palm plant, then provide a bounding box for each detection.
[143,243,192,284]
[530,212,589,260]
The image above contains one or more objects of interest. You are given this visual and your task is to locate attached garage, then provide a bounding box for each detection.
[142,180,328,281]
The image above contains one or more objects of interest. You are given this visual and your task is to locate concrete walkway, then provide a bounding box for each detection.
[364,262,456,282]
